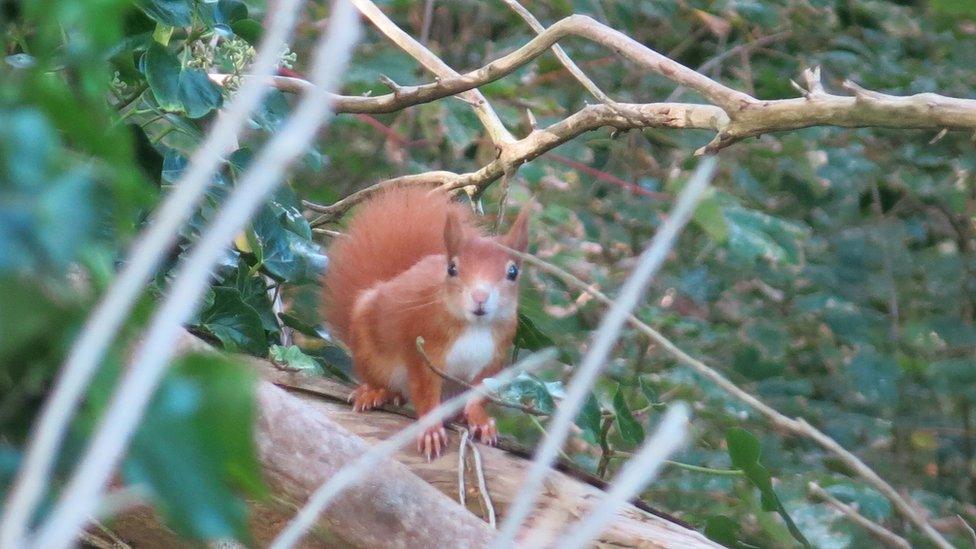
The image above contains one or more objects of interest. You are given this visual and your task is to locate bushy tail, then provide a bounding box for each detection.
[322,186,475,343]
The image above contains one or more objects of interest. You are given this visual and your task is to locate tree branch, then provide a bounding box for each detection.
[349,0,515,145]
[808,482,910,549]
[304,102,726,224]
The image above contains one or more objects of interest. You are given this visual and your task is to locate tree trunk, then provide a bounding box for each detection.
[98,347,718,548]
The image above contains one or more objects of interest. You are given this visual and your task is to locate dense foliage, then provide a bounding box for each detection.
[3,0,976,546]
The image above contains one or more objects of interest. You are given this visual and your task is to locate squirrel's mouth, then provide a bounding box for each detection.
[472,306,487,317]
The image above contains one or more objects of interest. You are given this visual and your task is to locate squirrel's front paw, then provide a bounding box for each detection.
[467,418,498,446]
[417,424,448,461]
[463,401,498,445]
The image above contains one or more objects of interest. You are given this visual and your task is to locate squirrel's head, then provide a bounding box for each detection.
[442,205,530,325]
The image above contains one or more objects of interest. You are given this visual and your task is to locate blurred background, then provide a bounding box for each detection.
[3,0,976,546]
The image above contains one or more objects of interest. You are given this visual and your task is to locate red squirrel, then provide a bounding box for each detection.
[322,186,530,459]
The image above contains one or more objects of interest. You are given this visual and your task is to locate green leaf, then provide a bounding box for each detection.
[137,0,194,27]
[693,192,729,242]
[250,193,327,283]
[124,352,265,541]
[612,385,644,445]
[177,68,224,119]
[484,372,556,414]
[278,312,326,339]
[723,206,809,265]
[0,109,97,273]
[269,345,324,374]
[704,516,760,548]
[231,19,263,44]
[515,311,555,351]
[199,287,268,355]
[143,43,223,119]
[638,377,658,405]
[726,428,811,548]
[575,392,603,440]
[143,43,183,112]
[228,264,278,332]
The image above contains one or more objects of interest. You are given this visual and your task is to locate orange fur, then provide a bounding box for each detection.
[321,186,530,459]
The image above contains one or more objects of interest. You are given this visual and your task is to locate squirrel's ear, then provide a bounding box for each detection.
[503,204,530,253]
[444,210,464,258]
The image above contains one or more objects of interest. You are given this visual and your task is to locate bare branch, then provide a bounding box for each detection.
[500,0,616,106]
[349,0,515,144]
[808,482,910,549]
[493,157,718,546]
[305,102,726,224]
[666,31,792,102]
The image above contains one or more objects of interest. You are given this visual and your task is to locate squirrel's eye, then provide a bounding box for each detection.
[447,262,458,277]
[506,264,519,281]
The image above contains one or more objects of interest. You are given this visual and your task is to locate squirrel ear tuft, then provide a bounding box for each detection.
[444,210,464,258]
[503,204,530,254]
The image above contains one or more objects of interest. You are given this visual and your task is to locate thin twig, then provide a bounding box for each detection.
[27,4,362,548]
[493,156,718,546]
[528,415,572,462]
[808,482,910,549]
[349,0,515,145]
[0,1,308,544]
[419,0,435,46]
[458,429,469,507]
[416,337,548,416]
[500,0,616,105]
[957,515,976,547]
[665,31,791,102]
[467,437,496,528]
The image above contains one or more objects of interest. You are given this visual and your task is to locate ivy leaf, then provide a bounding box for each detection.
[250,193,327,283]
[199,287,268,355]
[124,352,265,541]
[704,516,760,549]
[724,206,809,265]
[178,69,224,119]
[638,377,661,407]
[137,0,194,27]
[269,345,324,374]
[693,192,729,242]
[515,311,554,351]
[575,392,603,441]
[143,43,222,119]
[726,428,810,547]
[612,385,645,445]
[229,264,278,332]
[278,312,326,339]
[484,372,555,414]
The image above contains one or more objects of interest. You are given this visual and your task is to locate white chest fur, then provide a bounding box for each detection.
[444,326,496,382]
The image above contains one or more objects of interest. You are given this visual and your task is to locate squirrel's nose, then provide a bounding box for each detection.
[471,288,489,304]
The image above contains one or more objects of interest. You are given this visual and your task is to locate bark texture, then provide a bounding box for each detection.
[100,356,717,548]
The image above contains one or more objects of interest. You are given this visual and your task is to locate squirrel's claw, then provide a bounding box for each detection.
[350,385,404,412]
[468,418,498,446]
[417,424,448,461]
